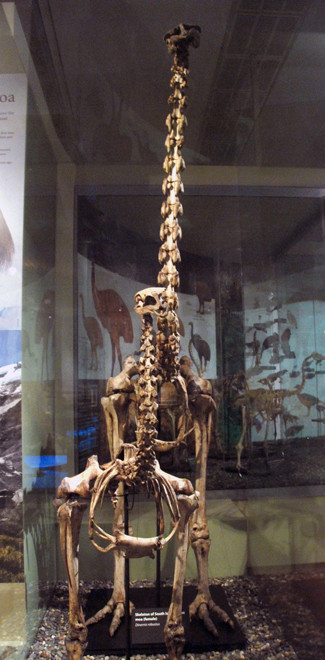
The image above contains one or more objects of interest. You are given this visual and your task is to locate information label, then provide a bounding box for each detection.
[132,607,185,645]
[132,608,168,644]
[0,73,27,362]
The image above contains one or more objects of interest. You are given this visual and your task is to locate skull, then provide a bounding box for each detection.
[134,287,168,316]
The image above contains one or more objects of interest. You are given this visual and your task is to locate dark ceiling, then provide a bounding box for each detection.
[16,0,325,168]
[13,0,325,286]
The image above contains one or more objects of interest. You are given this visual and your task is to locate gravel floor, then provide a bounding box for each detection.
[26,570,325,660]
[159,437,325,492]
[207,437,325,491]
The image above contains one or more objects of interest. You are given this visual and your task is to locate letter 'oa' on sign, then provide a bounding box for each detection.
[0,94,15,102]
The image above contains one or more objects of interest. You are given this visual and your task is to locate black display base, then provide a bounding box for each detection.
[85,584,246,654]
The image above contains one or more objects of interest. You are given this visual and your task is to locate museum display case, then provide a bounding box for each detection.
[2,0,325,657]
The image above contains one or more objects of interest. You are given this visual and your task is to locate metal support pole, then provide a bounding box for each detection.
[156,508,161,607]
[124,486,131,659]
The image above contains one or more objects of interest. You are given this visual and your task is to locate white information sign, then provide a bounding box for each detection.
[0,73,27,365]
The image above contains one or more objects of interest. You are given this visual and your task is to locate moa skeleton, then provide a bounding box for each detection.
[55,24,233,660]
[232,352,324,471]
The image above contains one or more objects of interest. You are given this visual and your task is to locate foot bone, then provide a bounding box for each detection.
[189,591,234,637]
[86,594,134,637]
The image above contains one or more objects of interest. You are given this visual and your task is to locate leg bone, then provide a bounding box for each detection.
[164,492,199,660]
[56,499,88,659]
[86,482,133,636]
[190,397,234,635]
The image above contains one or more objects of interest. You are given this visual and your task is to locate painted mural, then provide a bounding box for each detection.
[78,254,216,381]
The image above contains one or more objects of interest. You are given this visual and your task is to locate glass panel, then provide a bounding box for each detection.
[0,4,28,655]
[3,0,325,654]
[76,191,325,492]
[22,87,57,649]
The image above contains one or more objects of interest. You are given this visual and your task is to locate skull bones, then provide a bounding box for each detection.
[134,287,169,317]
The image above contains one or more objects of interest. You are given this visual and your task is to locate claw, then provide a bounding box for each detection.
[189,592,234,637]
[86,600,114,626]
[208,597,234,628]
[198,602,219,637]
[86,596,133,637]
[109,601,125,636]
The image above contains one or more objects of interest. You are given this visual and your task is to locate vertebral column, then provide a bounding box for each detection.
[157,25,200,383]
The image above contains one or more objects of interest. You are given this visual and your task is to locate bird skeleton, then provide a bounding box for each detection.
[55,24,232,660]
[232,353,325,470]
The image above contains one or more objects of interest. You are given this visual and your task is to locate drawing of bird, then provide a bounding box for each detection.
[276,369,288,379]
[285,425,304,437]
[295,390,319,417]
[266,300,282,313]
[272,317,287,325]
[188,322,210,374]
[258,369,287,387]
[246,321,272,333]
[282,410,299,427]
[80,293,104,371]
[245,365,266,379]
[261,332,279,362]
[91,263,133,376]
[194,280,212,314]
[287,309,298,328]
[281,328,296,359]
[310,351,325,364]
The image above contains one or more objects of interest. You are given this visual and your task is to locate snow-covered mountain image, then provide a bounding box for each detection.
[0,362,23,581]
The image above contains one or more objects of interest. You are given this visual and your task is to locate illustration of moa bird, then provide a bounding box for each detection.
[294,351,325,416]
[80,293,103,371]
[0,208,14,270]
[91,263,133,376]
[35,290,54,381]
[188,321,210,375]
[194,280,212,314]
[287,309,297,329]
[295,390,320,417]
[310,351,325,364]
[280,327,296,359]
[261,331,280,363]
